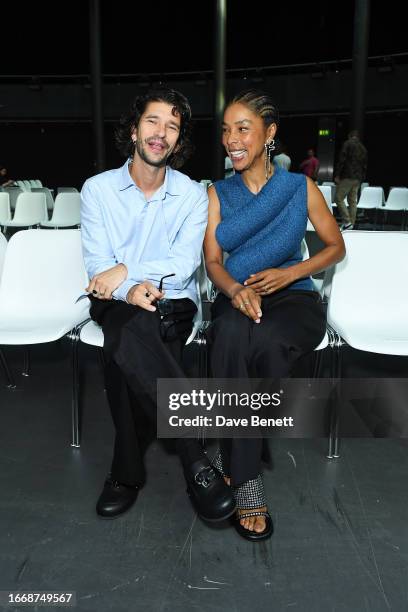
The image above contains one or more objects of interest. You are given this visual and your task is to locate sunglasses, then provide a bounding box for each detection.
[156,273,176,318]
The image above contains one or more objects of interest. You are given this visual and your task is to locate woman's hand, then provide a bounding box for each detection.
[244,267,294,295]
[231,286,262,323]
[86,263,128,300]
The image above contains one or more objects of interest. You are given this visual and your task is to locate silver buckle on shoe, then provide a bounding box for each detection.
[194,467,215,488]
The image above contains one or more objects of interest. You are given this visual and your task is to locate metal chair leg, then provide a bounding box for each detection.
[0,348,16,389]
[70,326,81,448]
[22,347,31,376]
[327,332,343,459]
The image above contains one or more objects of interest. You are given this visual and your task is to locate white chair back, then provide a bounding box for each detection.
[0,232,7,279]
[57,187,79,194]
[3,186,22,211]
[43,193,81,227]
[384,187,408,211]
[0,193,11,225]
[357,186,384,209]
[11,192,47,225]
[0,229,89,332]
[31,187,54,212]
[327,231,408,355]
[317,185,333,211]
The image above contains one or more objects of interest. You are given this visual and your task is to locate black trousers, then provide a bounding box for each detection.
[209,289,326,485]
[89,296,196,487]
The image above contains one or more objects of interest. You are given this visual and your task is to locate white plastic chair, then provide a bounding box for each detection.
[326,231,408,455]
[1,192,47,230]
[31,187,54,214]
[3,186,23,212]
[15,180,28,191]
[57,187,79,194]
[0,233,12,388]
[307,186,334,231]
[0,232,7,279]
[379,188,408,230]
[0,193,12,230]
[41,193,81,228]
[357,186,385,210]
[0,230,90,444]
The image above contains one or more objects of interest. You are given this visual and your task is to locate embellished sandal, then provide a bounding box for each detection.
[234,509,273,541]
[212,450,273,541]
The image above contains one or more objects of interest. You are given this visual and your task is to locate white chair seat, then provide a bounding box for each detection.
[0,317,86,345]
[314,331,329,351]
[41,220,80,228]
[327,231,408,355]
[80,320,104,347]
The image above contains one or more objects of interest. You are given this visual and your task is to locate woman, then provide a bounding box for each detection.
[204,90,345,541]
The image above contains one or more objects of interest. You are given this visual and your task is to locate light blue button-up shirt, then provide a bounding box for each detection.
[80,160,208,303]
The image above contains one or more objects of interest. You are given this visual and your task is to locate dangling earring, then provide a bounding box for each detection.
[264,139,275,180]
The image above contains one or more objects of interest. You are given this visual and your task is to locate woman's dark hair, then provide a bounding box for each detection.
[228,89,280,129]
[115,87,193,169]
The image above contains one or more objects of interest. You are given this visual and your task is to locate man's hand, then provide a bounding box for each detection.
[244,267,295,295]
[86,263,128,300]
[126,282,165,311]
[231,286,262,323]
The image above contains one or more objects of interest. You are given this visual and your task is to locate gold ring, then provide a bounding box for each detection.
[264,286,270,292]
[239,304,245,309]
[244,301,250,305]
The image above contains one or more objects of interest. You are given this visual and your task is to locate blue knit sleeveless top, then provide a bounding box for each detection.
[214,167,313,291]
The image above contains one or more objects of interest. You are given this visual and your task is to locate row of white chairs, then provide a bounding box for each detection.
[12,181,78,194]
[13,180,43,190]
[322,184,408,211]
[0,192,81,231]
[1,230,407,455]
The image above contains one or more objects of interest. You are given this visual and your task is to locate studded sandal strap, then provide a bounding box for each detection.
[237,510,269,519]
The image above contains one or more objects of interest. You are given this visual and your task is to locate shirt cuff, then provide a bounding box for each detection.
[112,279,138,302]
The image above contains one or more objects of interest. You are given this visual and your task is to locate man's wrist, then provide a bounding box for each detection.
[126,284,139,304]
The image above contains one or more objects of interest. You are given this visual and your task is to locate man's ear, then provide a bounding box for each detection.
[131,126,137,143]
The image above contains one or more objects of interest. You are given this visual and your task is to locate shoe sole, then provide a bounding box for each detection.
[199,503,237,523]
[96,500,138,520]
[186,487,237,522]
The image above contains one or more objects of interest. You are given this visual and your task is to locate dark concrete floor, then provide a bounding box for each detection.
[1,337,407,612]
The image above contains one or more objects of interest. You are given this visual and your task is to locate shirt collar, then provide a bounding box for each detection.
[118,159,181,198]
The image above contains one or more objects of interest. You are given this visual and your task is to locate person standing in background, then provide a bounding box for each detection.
[273,144,291,170]
[334,130,368,230]
[299,148,319,181]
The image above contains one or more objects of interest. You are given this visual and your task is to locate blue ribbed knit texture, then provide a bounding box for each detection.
[214,167,313,290]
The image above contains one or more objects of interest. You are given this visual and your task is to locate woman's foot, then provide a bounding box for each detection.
[223,476,267,533]
[238,506,268,533]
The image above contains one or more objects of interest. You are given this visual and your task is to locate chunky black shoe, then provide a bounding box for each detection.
[96,477,139,519]
[185,458,236,522]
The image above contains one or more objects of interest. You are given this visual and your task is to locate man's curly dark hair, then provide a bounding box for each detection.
[115,88,194,169]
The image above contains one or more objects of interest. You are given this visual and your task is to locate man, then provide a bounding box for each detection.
[334,130,368,230]
[273,144,291,171]
[80,88,235,522]
[299,148,319,181]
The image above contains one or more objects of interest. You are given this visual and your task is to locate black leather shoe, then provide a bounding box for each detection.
[96,477,139,519]
[185,458,236,522]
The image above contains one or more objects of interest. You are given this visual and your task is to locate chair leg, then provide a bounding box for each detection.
[70,326,81,448]
[327,336,342,459]
[0,348,16,389]
[22,347,31,376]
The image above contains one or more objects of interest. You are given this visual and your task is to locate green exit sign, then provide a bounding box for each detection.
[319,129,331,136]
